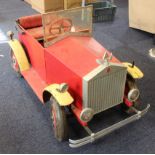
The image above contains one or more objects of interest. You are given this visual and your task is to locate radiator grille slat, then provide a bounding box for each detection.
[83,65,127,114]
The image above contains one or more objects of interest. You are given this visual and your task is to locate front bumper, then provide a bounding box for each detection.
[69,104,150,148]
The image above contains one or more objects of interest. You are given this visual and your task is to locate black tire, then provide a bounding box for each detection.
[10,49,22,78]
[122,74,140,114]
[50,98,69,141]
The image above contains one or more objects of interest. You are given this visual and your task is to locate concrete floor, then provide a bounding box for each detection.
[0,0,155,153]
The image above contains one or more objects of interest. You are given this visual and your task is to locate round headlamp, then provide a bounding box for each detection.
[128,88,140,102]
[80,108,94,123]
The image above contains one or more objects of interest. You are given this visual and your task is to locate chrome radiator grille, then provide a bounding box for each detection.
[83,64,127,114]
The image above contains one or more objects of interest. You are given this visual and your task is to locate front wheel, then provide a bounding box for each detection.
[50,97,69,141]
[122,74,141,114]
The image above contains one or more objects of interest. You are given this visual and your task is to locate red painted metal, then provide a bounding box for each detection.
[19,32,46,81]
[72,105,88,126]
[22,68,47,102]
[124,97,133,107]
[46,36,120,77]
[45,49,83,109]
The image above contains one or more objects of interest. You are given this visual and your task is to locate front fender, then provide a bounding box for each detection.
[8,39,30,71]
[43,84,74,106]
[123,62,144,79]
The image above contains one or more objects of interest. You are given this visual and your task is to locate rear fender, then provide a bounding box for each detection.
[43,84,74,106]
[8,39,30,71]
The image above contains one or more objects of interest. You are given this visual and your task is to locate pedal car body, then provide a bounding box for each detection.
[7,6,150,148]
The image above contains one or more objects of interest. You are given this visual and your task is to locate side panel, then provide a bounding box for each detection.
[18,32,46,81]
[22,68,47,102]
[45,50,83,109]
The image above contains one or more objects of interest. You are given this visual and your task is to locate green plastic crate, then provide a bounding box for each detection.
[86,1,117,22]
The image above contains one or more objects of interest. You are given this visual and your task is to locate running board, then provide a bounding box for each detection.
[69,104,150,148]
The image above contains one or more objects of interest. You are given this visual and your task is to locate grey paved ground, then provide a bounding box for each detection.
[0,0,155,153]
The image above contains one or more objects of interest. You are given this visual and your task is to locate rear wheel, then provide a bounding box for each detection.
[10,49,22,78]
[50,97,69,141]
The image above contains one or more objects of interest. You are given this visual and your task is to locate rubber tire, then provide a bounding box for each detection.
[10,49,22,78]
[122,75,140,115]
[50,98,69,142]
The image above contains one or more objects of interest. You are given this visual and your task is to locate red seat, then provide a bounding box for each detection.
[18,14,73,40]
[18,14,42,29]
[26,27,44,40]
[18,14,43,39]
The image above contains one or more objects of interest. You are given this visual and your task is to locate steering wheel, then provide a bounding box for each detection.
[49,18,72,35]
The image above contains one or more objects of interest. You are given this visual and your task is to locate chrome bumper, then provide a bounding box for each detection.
[69,104,150,148]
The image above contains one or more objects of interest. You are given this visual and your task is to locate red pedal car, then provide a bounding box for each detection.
[7,6,150,148]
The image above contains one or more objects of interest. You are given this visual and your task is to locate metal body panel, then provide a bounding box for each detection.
[44,49,83,109]
[19,32,46,81]
[22,68,47,102]
[46,36,121,77]
[83,63,127,114]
